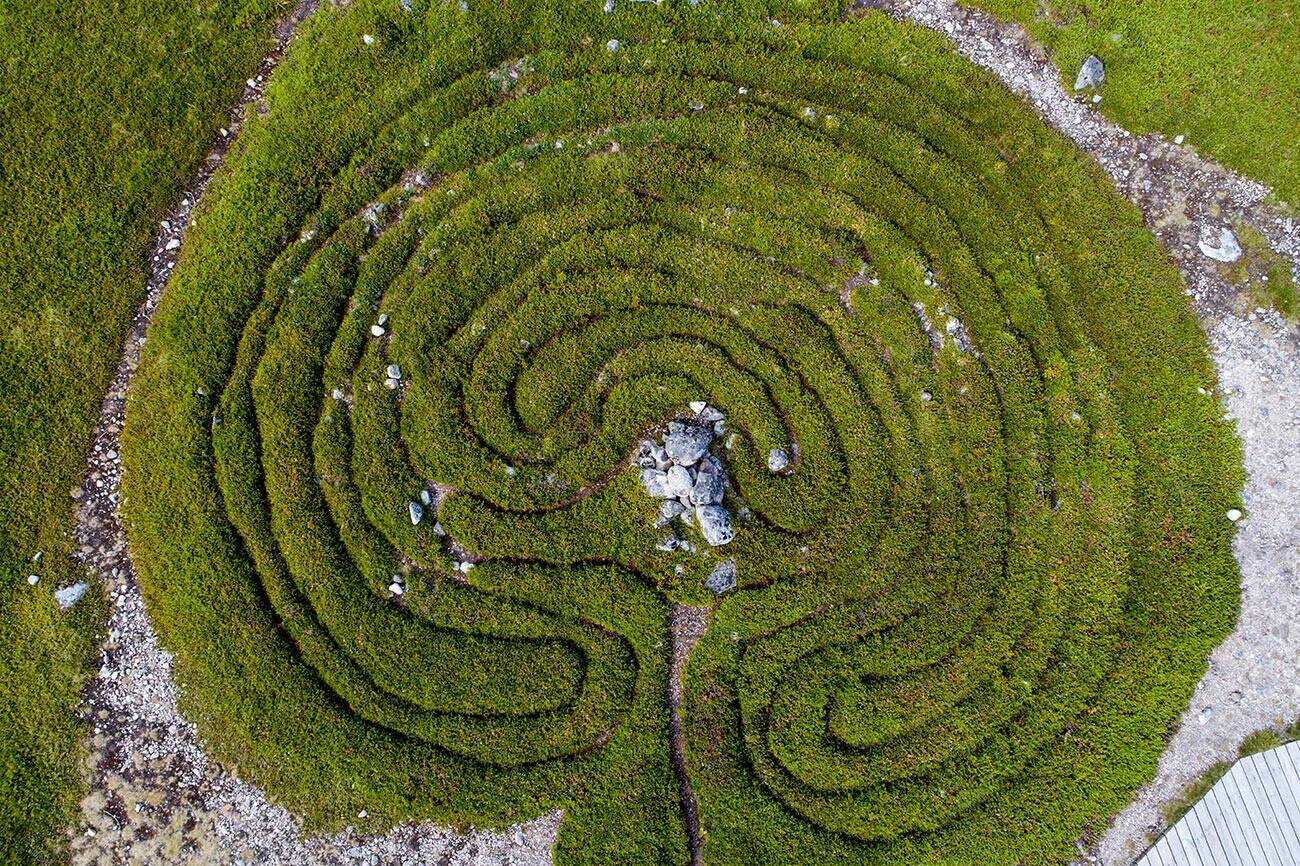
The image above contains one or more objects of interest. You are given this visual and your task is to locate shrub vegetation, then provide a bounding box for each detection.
[121,0,1243,863]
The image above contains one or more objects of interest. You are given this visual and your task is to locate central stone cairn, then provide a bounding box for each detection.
[635,403,743,593]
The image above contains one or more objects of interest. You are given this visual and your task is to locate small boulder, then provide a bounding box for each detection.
[696,505,735,546]
[640,468,672,498]
[706,560,737,594]
[1073,55,1105,90]
[664,421,713,465]
[1198,227,1243,263]
[691,459,725,505]
[408,501,424,525]
[767,447,790,473]
[665,465,695,499]
[55,582,88,609]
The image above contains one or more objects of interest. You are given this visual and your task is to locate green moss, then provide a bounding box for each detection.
[120,1,1242,863]
[1220,224,1297,320]
[965,0,1300,206]
[1237,727,1284,757]
[0,0,289,860]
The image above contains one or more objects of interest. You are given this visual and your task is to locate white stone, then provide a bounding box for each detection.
[408,501,424,525]
[1227,508,1243,522]
[370,324,386,337]
[1198,227,1243,263]
[362,34,375,45]
[767,447,790,473]
[388,582,404,596]
[27,574,39,585]
[386,364,402,379]
[55,581,88,608]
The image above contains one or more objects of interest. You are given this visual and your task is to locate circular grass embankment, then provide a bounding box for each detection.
[120,1,1243,862]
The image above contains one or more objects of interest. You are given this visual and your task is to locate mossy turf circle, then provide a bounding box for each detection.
[122,1,1242,862]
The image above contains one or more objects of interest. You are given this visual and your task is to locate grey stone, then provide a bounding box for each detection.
[663,421,713,465]
[696,505,735,546]
[386,363,402,380]
[1198,226,1243,263]
[706,559,737,594]
[639,468,672,498]
[665,465,694,499]
[659,500,686,524]
[55,582,89,609]
[408,501,424,525]
[767,447,790,473]
[691,458,725,505]
[1073,54,1105,90]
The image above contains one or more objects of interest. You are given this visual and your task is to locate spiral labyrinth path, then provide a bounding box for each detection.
[121,1,1243,862]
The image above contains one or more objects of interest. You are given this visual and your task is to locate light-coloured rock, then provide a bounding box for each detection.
[696,505,735,546]
[54,582,88,608]
[408,501,424,525]
[663,421,713,465]
[1198,226,1243,263]
[639,468,671,498]
[706,559,737,594]
[690,459,724,506]
[665,465,694,499]
[1073,54,1104,90]
[767,447,790,473]
[386,363,402,379]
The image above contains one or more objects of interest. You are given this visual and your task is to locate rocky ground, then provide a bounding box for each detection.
[64,0,1298,863]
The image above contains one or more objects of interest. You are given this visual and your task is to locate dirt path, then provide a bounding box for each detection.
[668,604,712,866]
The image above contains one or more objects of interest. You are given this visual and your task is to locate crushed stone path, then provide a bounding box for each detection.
[68,0,1300,863]
[876,1,1300,863]
[67,1,558,863]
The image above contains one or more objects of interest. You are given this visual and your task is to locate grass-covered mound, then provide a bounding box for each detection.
[121,0,1242,862]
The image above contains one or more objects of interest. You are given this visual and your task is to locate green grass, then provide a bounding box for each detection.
[963,0,1300,206]
[0,0,288,860]
[120,1,1243,863]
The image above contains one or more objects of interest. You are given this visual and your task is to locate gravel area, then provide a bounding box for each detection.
[67,0,1298,863]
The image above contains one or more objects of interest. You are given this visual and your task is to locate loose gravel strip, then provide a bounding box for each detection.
[876,0,1300,863]
[68,0,1299,862]
[67,1,558,862]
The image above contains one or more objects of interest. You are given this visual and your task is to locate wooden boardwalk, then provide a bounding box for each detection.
[1135,740,1300,866]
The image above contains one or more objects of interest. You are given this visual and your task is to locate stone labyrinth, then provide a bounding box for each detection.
[121,1,1243,863]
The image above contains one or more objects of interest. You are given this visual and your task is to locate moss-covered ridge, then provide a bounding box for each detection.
[120,1,1242,863]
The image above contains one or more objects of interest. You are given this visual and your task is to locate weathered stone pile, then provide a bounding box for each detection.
[636,404,735,548]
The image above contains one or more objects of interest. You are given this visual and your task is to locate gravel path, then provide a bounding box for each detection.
[66,0,1298,863]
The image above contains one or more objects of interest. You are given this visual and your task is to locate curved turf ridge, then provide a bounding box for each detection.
[121,1,1242,862]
